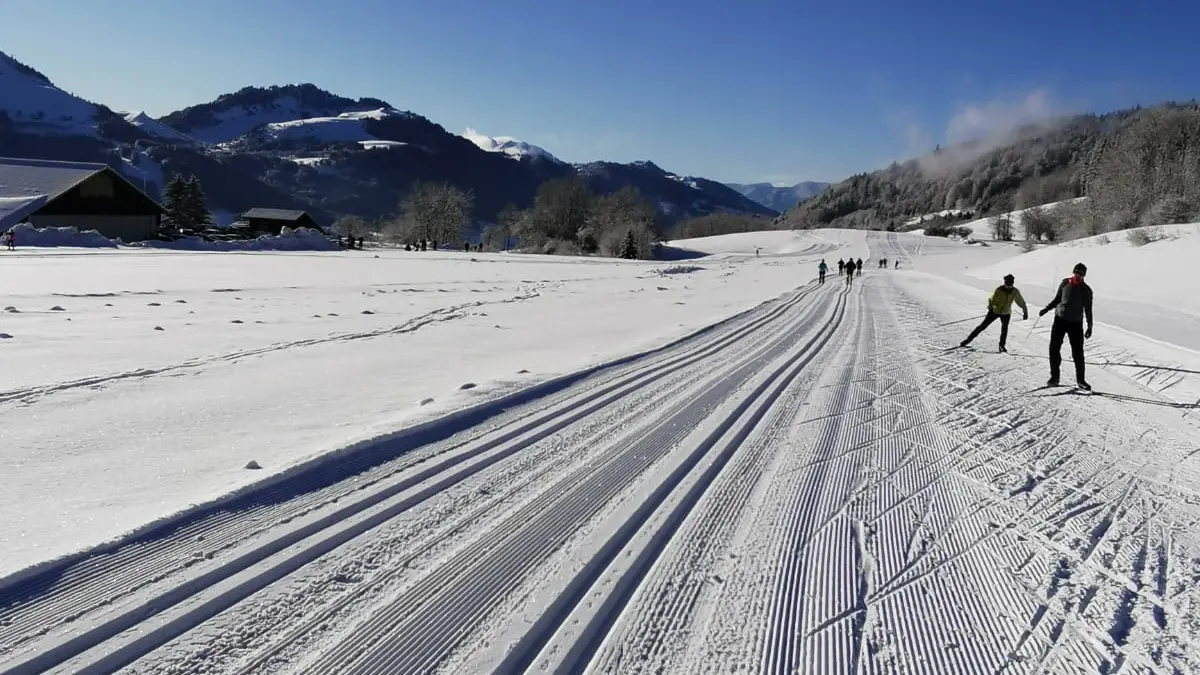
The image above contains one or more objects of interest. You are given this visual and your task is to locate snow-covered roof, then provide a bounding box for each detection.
[0,157,110,230]
[241,208,312,221]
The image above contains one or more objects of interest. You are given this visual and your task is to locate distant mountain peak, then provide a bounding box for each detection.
[726,180,830,212]
[462,128,563,163]
[121,111,197,144]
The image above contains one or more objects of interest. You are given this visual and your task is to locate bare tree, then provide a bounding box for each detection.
[1022,205,1059,242]
[393,182,475,246]
[332,215,367,238]
[989,213,1014,241]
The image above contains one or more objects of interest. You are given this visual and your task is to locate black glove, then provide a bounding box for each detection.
[1085,325,1092,339]
[1038,308,1049,317]
[1023,312,1029,321]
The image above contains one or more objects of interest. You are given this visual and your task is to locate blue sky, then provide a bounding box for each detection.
[2,0,1197,184]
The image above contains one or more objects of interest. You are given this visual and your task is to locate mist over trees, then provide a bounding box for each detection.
[779,102,1200,240]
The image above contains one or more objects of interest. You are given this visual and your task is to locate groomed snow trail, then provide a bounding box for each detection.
[6,235,1197,675]
[0,278,837,675]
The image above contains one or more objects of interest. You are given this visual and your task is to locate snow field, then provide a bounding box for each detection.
[1,227,1197,674]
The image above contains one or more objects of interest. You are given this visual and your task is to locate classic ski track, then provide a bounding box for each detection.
[0,291,541,407]
[291,285,852,675]
[512,284,853,675]
[579,284,861,675]
[122,289,834,675]
[0,283,824,675]
[120,352,730,675]
[884,277,1200,672]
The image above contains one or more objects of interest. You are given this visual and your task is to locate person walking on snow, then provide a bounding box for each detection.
[1039,262,1094,390]
[960,273,1027,352]
[837,259,845,276]
[818,259,828,284]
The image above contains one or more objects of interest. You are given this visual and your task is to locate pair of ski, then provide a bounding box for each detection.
[944,344,1095,394]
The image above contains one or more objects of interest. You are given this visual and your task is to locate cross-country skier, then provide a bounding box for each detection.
[838,259,845,275]
[960,273,1027,352]
[1038,262,1094,390]
[855,258,863,276]
[818,259,828,284]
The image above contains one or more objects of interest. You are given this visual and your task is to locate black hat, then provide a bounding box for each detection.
[1003,274,1014,283]
[1073,262,1087,275]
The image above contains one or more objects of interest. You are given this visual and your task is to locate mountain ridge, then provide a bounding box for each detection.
[726,181,830,211]
[0,50,776,228]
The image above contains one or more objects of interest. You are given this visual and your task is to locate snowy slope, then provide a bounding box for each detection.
[462,127,562,163]
[971,221,1199,313]
[259,108,400,145]
[0,50,99,136]
[953,197,1089,240]
[121,111,197,143]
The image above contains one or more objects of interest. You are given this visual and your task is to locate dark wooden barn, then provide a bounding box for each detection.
[239,208,323,235]
[0,157,165,241]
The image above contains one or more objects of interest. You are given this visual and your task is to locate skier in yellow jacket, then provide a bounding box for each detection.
[960,274,1028,352]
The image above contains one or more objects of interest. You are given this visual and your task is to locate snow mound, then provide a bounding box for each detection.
[136,227,337,252]
[7,223,118,248]
[122,111,196,144]
[0,51,98,136]
[971,222,1200,314]
[462,128,561,163]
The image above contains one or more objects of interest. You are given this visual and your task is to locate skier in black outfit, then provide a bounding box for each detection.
[855,258,863,276]
[1038,262,1094,390]
[838,259,845,276]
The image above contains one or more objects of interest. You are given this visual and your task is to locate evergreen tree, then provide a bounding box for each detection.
[182,175,213,230]
[620,228,639,259]
[161,174,189,231]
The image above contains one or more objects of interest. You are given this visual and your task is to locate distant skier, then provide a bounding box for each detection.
[1039,262,1094,390]
[894,260,899,269]
[845,264,855,286]
[4,229,13,251]
[855,258,863,276]
[837,259,845,276]
[960,274,1028,353]
[818,259,828,284]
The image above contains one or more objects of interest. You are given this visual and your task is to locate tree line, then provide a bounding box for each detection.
[332,177,666,259]
[780,101,1200,244]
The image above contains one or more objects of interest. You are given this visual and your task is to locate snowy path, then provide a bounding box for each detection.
[3,236,1198,674]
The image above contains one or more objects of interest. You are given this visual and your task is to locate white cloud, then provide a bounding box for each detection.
[944,87,1055,145]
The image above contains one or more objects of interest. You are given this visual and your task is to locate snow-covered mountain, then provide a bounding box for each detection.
[0,50,101,136]
[158,84,396,145]
[726,181,830,212]
[122,111,197,144]
[2,49,778,226]
[462,128,563,163]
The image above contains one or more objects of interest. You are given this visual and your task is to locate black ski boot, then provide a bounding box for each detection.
[1047,377,1059,387]
[1077,380,1092,391]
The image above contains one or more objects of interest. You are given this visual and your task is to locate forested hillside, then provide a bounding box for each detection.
[780,102,1200,238]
